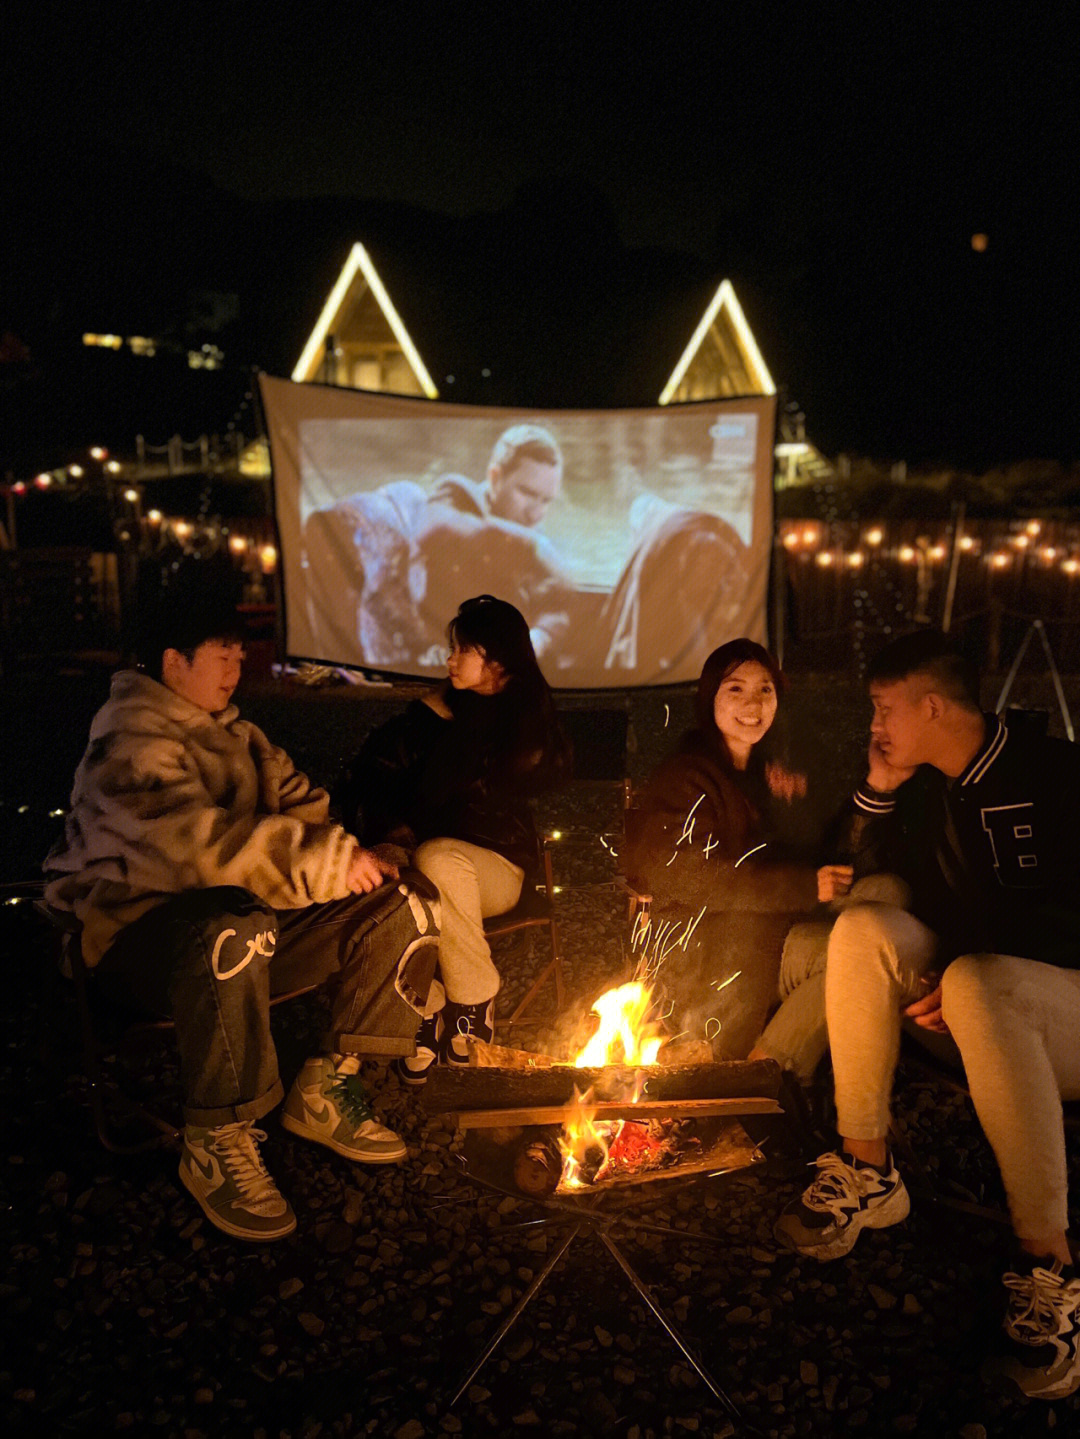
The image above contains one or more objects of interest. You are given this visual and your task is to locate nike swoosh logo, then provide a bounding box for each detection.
[189,1152,219,1185]
[302,1098,333,1125]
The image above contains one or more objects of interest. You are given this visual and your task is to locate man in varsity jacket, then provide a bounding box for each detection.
[773,629,1080,1401]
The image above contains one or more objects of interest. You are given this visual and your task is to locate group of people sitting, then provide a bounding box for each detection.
[44,572,1080,1401]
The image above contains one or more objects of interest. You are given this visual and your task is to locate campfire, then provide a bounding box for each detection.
[560,980,691,1191]
[425,978,784,1200]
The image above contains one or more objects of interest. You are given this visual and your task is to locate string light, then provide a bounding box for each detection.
[864,527,884,546]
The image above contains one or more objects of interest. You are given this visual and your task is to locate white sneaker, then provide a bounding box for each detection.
[179,1121,296,1242]
[774,1150,910,1260]
[984,1260,1080,1399]
[281,1055,407,1164]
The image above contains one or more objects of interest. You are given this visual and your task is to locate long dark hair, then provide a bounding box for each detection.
[446,595,571,782]
[694,638,785,772]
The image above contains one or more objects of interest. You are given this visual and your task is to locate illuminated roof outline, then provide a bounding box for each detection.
[292,241,439,398]
[658,279,775,405]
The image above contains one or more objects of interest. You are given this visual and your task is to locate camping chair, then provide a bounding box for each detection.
[498,836,565,1029]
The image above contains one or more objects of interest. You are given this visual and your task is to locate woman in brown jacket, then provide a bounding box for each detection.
[624,639,819,1057]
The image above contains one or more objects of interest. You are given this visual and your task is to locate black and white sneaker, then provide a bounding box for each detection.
[774,1150,910,1260]
[983,1259,1080,1399]
[441,998,495,1067]
[393,1012,441,1088]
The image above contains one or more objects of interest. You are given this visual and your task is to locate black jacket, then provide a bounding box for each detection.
[841,715,1080,968]
[340,695,563,873]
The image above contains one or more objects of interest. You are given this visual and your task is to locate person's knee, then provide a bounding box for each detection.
[828,903,901,966]
[846,873,912,909]
[415,838,471,879]
[940,953,1017,1030]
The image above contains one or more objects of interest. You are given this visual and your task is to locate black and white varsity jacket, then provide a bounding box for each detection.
[841,715,1080,969]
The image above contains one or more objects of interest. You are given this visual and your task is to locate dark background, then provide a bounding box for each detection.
[3,5,1078,474]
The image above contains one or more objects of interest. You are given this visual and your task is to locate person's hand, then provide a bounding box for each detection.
[904,974,949,1034]
[765,760,807,802]
[866,737,917,792]
[346,846,398,893]
[817,864,854,902]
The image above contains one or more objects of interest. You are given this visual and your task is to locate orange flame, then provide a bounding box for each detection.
[573,981,664,1069]
[558,981,664,1189]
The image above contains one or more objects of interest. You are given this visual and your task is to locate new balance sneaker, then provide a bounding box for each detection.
[179,1121,297,1242]
[774,1149,910,1260]
[983,1259,1080,1399]
[281,1054,407,1163]
[393,1012,440,1088]
[441,997,495,1067]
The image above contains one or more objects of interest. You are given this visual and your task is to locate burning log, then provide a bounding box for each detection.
[512,1132,562,1196]
[426,1058,782,1118]
[466,1039,555,1069]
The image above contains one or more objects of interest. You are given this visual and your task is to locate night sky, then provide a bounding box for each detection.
[4,5,1078,470]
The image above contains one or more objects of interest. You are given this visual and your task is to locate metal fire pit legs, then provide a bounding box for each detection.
[448,1208,757,1434]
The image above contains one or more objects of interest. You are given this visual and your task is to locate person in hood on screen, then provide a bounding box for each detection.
[302,424,575,672]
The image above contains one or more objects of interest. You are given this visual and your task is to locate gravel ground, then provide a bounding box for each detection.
[2,669,1079,1438]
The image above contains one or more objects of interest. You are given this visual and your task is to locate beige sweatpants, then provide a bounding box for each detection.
[828,900,1080,1243]
[413,838,524,1009]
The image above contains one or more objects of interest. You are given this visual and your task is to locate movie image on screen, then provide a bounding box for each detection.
[260,376,775,688]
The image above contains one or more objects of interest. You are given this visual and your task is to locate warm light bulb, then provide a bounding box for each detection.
[898,545,916,563]
[865,528,884,547]
[259,544,278,573]
[147,509,163,524]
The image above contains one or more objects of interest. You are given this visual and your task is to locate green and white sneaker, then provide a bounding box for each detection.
[179,1121,297,1242]
[774,1149,910,1260]
[281,1054,407,1164]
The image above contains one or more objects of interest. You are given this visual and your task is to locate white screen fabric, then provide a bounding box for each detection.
[260,375,775,688]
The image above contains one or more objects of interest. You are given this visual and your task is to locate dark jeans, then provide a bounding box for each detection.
[95,878,439,1126]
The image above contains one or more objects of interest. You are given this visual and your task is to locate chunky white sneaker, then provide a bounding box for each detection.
[179,1121,297,1242]
[984,1260,1080,1399]
[774,1150,910,1260]
[281,1055,407,1163]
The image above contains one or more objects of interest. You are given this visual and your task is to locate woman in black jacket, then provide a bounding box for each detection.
[340,596,570,1082]
[623,638,818,1057]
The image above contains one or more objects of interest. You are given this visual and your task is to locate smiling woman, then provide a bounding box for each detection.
[623,639,819,1056]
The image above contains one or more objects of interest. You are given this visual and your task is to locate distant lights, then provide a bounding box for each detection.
[845,551,865,569]
[782,531,800,550]
[228,535,248,555]
[1063,558,1080,576]
[68,464,84,478]
[815,551,835,568]
[34,473,52,489]
[147,509,163,524]
[106,460,122,475]
[927,544,947,562]
[864,527,884,547]
[123,488,139,503]
[89,446,108,461]
[172,520,193,540]
[959,535,977,552]
[259,544,278,573]
[989,552,1010,569]
[12,481,27,495]
[898,545,917,563]
[82,333,122,349]
[1026,520,1042,536]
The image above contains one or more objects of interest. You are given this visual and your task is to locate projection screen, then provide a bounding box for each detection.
[261,374,776,688]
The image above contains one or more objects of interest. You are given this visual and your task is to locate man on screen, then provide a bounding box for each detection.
[302,424,575,670]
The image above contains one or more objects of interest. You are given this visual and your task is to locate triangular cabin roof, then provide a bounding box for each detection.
[658,279,776,405]
[291,241,439,398]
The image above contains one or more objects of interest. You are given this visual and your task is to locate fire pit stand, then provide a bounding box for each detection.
[428,1057,786,1433]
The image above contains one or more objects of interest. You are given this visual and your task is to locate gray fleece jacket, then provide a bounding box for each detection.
[45,670,358,965]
